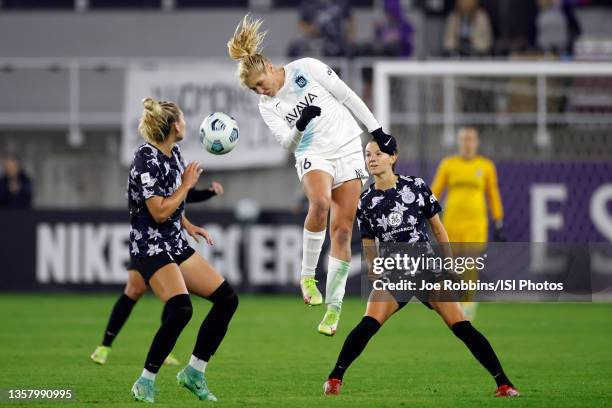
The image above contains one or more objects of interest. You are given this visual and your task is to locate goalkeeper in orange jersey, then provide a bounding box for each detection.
[431,127,506,320]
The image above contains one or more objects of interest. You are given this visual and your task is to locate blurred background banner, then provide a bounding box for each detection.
[0,209,361,293]
[398,161,612,242]
[121,62,287,169]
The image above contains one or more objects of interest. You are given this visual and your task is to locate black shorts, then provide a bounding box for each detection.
[394,271,463,310]
[395,294,434,311]
[389,272,451,311]
[130,246,195,285]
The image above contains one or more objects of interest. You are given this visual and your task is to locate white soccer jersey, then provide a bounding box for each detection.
[259,57,381,160]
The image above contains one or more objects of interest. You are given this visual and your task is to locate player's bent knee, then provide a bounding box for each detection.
[308,196,331,217]
[361,315,384,331]
[165,293,193,327]
[125,284,146,300]
[208,281,239,314]
[365,312,387,326]
[331,225,352,246]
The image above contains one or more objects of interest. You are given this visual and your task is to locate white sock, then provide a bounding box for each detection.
[301,229,326,278]
[189,355,208,373]
[325,256,350,308]
[141,368,156,381]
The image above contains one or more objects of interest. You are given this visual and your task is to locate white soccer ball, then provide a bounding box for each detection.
[199,112,239,155]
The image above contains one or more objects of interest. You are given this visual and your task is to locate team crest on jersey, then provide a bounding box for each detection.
[295,75,308,88]
[388,212,403,227]
[475,168,483,177]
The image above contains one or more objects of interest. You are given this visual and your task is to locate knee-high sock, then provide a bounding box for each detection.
[144,294,192,373]
[102,294,136,347]
[452,321,513,387]
[192,281,239,362]
[161,301,170,324]
[302,229,326,277]
[325,256,350,308]
[329,316,381,380]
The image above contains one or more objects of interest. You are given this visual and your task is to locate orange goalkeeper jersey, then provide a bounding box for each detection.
[431,155,503,225]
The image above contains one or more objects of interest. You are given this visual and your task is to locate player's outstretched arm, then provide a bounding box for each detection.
[186,182,224,203]
[304,57,396,154]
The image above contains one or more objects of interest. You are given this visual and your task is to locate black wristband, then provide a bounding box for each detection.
[186,188,216,203]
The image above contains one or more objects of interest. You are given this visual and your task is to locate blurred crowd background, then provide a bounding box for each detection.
[0,0,610,221]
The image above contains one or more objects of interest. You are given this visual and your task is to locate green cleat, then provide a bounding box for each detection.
[177,366,218,401]
[164,353,180,366]
[90,346,111,365]
[131,377,156,403]
[318,306,341,336]
[300,277,323,306]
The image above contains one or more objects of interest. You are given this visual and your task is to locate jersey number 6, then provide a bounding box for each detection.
[303,158,311,171]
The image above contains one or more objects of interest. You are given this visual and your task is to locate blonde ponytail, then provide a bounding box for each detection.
[138,98,182,144]
[227,14,269,87]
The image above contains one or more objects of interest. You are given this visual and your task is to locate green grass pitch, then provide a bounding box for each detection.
[0,294,611,407]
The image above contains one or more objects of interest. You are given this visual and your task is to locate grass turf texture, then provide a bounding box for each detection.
[0,294,610,407]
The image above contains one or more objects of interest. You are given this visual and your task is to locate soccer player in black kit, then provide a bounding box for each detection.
[127,98,238,403]
[90,182,224,367]
[323,137,519,398]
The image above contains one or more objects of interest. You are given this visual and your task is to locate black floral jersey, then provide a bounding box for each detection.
[127,143,190,258]
[357,175,442,243]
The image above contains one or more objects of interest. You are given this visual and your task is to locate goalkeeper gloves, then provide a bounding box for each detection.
[296,105,321,131]
[371,127,397,155]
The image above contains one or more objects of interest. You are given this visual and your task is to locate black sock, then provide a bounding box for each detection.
[144,294,192,373]
[193,281,239,361]
[161,301,171,325]
[329,316,381,381]
[452,320,513,387]
[102,294,137,347]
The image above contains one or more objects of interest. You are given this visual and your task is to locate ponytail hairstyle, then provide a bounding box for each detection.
[138,98,182,144]
[227,14,269,87]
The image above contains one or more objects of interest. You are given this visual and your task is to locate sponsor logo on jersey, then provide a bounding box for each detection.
[140,172,151,185]
[388,212,403,227]
[285,93,318,125]
[295,75,308,88]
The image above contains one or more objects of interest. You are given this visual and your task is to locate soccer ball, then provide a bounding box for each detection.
[199,112,239,155]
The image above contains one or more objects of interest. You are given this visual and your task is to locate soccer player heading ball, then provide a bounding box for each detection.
[228,14,396,336]
[323,139,519,398]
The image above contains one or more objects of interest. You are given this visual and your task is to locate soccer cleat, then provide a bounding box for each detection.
[131,377,156,403]
[323,378,343,395]
[494,384,520,397]
[90,346,111,365]
[177,365,218,401]
[318,307,341,336]
[164,353,180,366]
[300,277,323,306]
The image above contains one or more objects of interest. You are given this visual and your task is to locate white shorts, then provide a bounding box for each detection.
[295,151,369,189]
